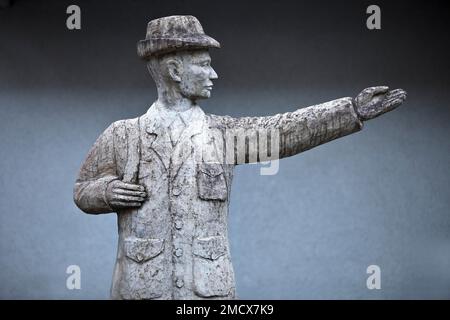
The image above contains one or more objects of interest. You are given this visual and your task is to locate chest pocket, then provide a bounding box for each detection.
[197,163,227,201]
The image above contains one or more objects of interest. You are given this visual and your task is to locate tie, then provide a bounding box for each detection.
[168,114,186,147]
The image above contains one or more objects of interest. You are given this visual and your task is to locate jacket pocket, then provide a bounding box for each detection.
[124,237,164,263]
[120,237,165,299]
[192,236,235,298]
[197,163,228,201]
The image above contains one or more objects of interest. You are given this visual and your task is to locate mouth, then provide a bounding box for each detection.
[204,85,213,91]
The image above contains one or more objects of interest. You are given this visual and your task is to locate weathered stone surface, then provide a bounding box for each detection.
[73,15,406,300]
[137,15,220,59]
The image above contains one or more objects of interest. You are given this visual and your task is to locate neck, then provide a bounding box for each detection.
[156,85,195,112]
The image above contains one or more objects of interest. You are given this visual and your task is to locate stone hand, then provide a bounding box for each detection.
[106,180,147,210]
[354,86,407,121]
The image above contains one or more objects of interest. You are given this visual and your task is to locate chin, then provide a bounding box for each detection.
[192,92,211,100]
[203,90,212,99]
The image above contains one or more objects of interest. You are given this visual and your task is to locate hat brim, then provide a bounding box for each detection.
[137,34,220,59]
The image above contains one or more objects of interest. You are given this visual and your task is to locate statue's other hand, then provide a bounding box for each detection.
[106,180,147,210]
[354,86,407,121]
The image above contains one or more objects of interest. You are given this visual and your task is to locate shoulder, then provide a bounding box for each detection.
[206,113,236,130]
[109,117,140,137]
[111,117,139,130]
[95,118,140,153]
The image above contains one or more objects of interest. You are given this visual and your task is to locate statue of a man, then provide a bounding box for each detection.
[73,15,406,299]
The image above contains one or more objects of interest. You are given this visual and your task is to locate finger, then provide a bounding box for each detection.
[386,88,405,95]
[371,86,389,95]
[384,92,406,104]
[389,98,404,107]
[362,86,388,97]
[116,181,146,192]
[386,89,407,100]
[357,86,388,105]
[113,194,146,202]
[112,188,147,197]
[125,202,144,207]
[382,98,404,110]
[387,88,405,94]
[110,201,143,208]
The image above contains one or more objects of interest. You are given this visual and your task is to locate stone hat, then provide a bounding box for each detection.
[137,15,220,59]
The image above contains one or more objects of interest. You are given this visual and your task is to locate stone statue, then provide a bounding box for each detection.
[73,15,407,300]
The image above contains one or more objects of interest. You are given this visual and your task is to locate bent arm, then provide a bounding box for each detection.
[214,97,363,164]
[73,123,119,214]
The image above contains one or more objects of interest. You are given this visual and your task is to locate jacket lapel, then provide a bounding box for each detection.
[143,104,172,171]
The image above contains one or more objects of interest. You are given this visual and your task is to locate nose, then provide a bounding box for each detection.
[209,66,218,80]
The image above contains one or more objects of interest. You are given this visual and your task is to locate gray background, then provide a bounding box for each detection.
[0,0,449,299]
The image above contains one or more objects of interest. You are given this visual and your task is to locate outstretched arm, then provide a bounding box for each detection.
[213,86,406,164]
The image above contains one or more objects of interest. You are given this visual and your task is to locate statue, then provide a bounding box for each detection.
[73,15,407,299]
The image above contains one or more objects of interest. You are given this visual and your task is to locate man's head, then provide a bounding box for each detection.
[138,16,220,101]
[147,49,218,100]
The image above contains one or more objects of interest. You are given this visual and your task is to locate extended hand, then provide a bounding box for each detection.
[354,86,407,121]
[106,180,147,210]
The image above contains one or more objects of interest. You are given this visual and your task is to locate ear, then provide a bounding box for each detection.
[166,59,182,83]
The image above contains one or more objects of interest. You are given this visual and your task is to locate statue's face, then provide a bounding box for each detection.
[178,50,218,100]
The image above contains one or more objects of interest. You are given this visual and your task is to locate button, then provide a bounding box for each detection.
[174,219,183,230]
[136,253,144,262]
[172,187,181,196]
[174,248,183,257]
[175,278,184,288]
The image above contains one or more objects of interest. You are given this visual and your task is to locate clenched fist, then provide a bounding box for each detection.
[106,180,147,210]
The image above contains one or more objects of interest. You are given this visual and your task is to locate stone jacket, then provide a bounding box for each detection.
[73,97,363,299]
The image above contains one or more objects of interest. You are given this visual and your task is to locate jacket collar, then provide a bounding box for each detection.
[142,101,205,172]
[144,101,204,136]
